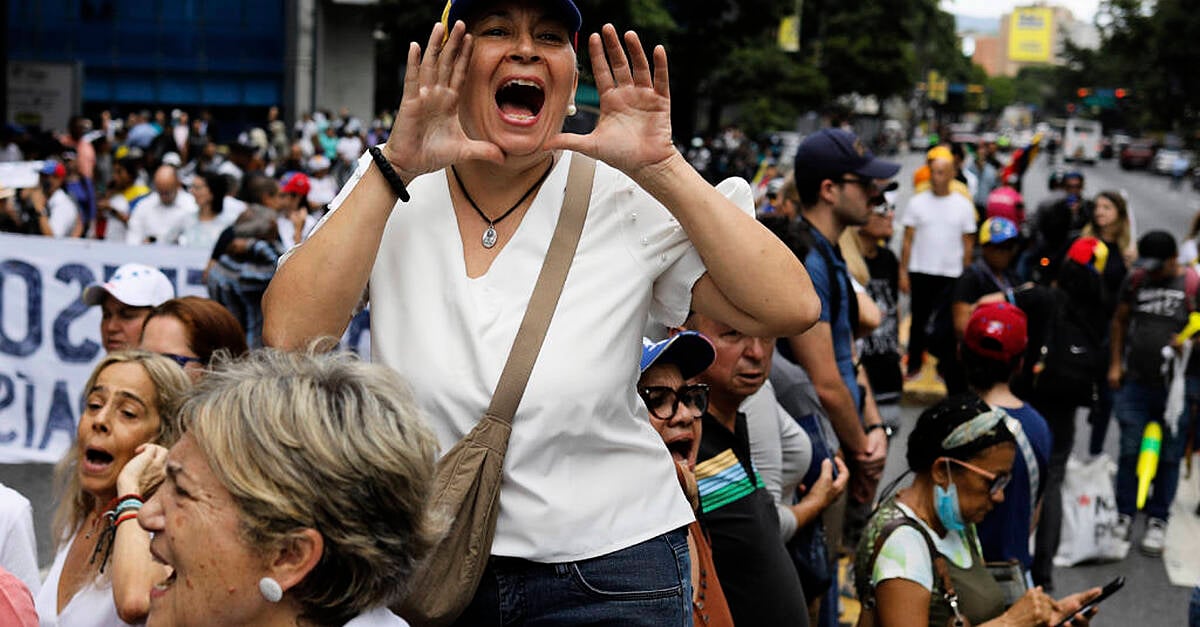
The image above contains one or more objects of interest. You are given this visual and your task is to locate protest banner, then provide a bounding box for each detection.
[0,232,372,464]
[0,233,209,463]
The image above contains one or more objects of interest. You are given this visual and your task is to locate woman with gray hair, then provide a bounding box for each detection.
[138,349,440,626]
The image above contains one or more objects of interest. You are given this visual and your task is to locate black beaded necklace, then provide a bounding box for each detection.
[451,158,555,249]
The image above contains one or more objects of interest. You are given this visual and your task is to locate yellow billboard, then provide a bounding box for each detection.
[1008,7,1053,63]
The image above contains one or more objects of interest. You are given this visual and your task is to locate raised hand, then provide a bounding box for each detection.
[381,21,504,179]
[546,24,677,175]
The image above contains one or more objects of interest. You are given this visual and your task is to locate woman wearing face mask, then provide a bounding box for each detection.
[854,395,1100,627]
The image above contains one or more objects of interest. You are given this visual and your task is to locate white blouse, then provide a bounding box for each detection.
[303,151,753,561]
[35,530,134,627]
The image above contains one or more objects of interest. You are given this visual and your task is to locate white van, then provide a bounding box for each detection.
[1063,118,1102,164]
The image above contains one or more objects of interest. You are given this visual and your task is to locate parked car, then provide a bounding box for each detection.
[1152,149,1193,175]
[1119,141,1156,169]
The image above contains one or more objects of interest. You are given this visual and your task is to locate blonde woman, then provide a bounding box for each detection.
[36,351,190,626]
[138,349,440,626]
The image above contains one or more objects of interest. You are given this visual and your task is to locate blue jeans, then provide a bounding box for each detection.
[452,528,691,626]
[1114,381,1186,520]
[1191,586,1200,627]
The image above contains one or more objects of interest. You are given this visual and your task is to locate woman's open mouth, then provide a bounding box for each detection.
[82,446,114,474]
[495,79,545,123]
[665,435,695,463]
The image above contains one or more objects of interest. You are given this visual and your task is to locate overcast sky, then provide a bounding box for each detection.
[942,0,1100,21]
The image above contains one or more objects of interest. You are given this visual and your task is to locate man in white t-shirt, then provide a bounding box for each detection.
[26,159,81,238]
[899,156,977,379]
[125,165,198,245]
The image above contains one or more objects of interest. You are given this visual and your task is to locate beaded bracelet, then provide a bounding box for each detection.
[368,146,412,202]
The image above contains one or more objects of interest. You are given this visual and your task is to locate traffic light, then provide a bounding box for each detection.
[1076,88,1091,98]
[1115,88,1128,99]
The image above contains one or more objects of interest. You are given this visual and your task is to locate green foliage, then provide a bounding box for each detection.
[370,0,971,137]
[986,75,1016,111]
[709,42,829,135]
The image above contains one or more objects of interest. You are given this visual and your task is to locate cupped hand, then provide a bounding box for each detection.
[116,443,170,497]
[1050,587,1102,626]
[545,25,677,175]
[381,20,504,179]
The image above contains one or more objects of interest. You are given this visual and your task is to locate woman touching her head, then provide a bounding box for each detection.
[262,0,819,623]
[36,351,191,626]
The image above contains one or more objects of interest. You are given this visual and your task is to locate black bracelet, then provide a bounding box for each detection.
[368,145,411,202]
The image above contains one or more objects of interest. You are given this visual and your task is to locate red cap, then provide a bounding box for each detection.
[963,302,1027,361]
[280,172,311,196]
[1066,237,1109,273]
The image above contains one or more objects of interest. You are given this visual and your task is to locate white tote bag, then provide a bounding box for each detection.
[1053,453,1131,567]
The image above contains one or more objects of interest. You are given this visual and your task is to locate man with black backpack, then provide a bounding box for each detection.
[1108,230,1198,557]
[1006,237,1111,589]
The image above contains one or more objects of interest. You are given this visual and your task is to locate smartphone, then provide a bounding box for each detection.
[1053,576,1124,627]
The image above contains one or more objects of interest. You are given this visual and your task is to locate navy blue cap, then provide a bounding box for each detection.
[794,128,901,181]
[640,332,715,380]
[443,0,582,34]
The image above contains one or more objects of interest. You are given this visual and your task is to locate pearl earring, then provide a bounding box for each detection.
[566,103,577,116]
[259,577,283,603]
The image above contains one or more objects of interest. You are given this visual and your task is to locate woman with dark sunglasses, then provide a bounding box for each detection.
[854,394,1101,627]
[637,332,733,627]
[138,296,248,382]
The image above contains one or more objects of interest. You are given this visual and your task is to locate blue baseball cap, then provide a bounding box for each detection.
[640,332,715,380]
[979,217,1019,246]
[442,0,581,35]
[794,128,901,181]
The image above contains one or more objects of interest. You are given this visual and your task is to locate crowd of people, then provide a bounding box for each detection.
[0,0,1199,625]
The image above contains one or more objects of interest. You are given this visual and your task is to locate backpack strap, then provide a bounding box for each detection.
[794,215,845,325]
[863,515,970,626]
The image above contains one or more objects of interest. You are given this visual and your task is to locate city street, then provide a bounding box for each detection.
[880,147,1199,626]
[2,145,1198,624]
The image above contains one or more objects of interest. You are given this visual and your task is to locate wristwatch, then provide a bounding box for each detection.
[864,423,894,438]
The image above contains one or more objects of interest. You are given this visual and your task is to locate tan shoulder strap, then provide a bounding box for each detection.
[485,154,596,423]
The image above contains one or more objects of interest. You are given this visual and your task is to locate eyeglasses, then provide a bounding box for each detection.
[160,353,203,368]
[638,384,710,420]
[835,176,876,194]
[945,457,1012,495]
[871,203,894,216]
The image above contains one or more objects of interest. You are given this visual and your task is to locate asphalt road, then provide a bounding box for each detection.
[3,146,1197,624]
[877,148,1199,626]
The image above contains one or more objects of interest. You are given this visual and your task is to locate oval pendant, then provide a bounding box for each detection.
[482,225,498,249]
